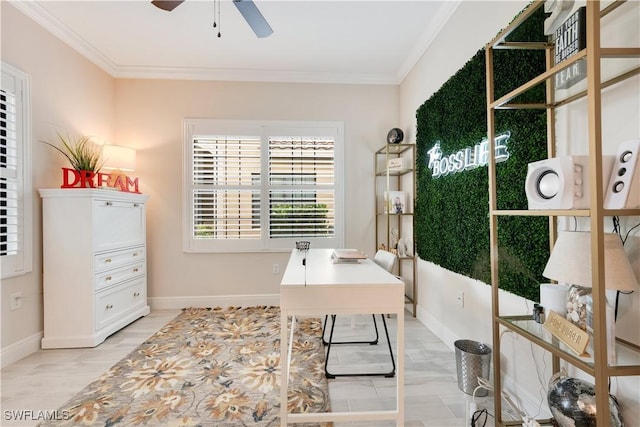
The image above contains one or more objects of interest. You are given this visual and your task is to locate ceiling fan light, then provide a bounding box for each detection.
[151,1,185,12]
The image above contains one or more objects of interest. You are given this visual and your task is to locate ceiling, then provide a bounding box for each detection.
[11,0,461,84]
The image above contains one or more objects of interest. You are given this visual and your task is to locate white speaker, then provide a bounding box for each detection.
[604,138,640,209]
[525,156,613,209]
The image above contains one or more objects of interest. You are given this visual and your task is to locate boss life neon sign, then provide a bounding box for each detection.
[427,132,511,178]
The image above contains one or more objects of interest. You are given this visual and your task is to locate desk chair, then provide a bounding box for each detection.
[322,249,398,378]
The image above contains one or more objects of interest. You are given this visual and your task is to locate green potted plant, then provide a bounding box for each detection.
[42,132,103,172]
[42,132,104,188]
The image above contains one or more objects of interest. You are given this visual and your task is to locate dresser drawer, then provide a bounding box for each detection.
[93,199,145,252]
[95,278,146,331]
[94,246,145,273]
[94,261,145,291]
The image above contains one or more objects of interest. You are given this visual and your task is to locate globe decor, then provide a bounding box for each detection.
[547,372,624,427]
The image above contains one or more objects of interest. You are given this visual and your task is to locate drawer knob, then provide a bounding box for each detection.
[105,276,112,281]
[133,292,140,297]
[105,258,112,263]
[132,253,139,257]
[134,203,139,207]
[105,201,113,206]
[133,268,139,273]
[106,304,114,310]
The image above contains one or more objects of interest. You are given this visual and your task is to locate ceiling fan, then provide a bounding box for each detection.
[151,0,273,38]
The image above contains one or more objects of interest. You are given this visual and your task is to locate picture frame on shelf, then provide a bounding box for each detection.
[386,190,406,214]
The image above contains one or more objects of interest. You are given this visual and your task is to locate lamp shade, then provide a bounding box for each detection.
[543,231,638,291]
[102,145,136,171]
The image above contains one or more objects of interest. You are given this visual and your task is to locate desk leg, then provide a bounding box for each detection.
[396,308,405,427]
[288,316,296,376]
[280,309,288,426]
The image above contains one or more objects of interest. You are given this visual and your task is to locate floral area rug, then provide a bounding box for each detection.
[41,306,331,426]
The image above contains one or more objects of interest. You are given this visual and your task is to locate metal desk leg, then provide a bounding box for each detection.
[322,314,380,345]
[280,309,288,426]
[324,314,395,378]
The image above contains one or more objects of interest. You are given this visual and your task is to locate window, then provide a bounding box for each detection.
[1,63,32,279]
[184,120,344,252]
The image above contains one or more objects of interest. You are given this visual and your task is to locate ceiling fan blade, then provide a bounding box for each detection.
[233,0,273,38]
[151,1,185,12]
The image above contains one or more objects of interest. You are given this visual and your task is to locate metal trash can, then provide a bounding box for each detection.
[454,339,492,396]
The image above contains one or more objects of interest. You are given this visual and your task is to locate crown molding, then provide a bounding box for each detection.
[10,0,443,85]
[10,0,118,76]
[396,1,462,84]
[111,65,399,85]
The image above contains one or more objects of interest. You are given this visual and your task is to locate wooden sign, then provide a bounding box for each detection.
[60,167,140,193]
[544,309,590,356]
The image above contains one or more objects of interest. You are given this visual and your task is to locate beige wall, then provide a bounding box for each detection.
[400,0,640,420]
[114,79,398,304]
[1,3,115,354]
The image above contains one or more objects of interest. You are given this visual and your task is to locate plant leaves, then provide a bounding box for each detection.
[42,132,104,172]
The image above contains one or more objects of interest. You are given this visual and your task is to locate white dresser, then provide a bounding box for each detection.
[39,189,150,348]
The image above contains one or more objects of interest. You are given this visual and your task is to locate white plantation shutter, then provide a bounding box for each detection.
[184,120,343,252]
[1,63,32,278]
[192,136,261,240]
[268,137,335,238]
[1,88,18,256]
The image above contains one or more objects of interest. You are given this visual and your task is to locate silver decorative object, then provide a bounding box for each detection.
[295,241,310,251]
[547,373,624,427]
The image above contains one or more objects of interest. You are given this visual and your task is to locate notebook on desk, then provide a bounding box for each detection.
[331,249,368,263]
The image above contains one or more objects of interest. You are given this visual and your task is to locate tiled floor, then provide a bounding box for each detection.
[0,310,498,427]
[325,314,496,426]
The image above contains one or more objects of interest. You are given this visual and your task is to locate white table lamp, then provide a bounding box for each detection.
[543,231,638,292]
[102,145,136,171]
[543,230,638,364]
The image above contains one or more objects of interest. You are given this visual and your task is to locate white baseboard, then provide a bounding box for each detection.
[415,303,458,352]
[1,331,43,369]
[148,294,280,310]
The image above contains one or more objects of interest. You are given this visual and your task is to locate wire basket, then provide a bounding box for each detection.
[454,339,492,396]
[295,241,310,251]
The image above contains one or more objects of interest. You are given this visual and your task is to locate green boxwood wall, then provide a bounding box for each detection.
[415,7,549,301]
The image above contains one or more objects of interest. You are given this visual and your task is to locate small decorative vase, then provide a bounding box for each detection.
[566,285,591,330]
[397,238,406,256]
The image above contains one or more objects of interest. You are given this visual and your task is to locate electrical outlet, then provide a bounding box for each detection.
[272,263,280,274]
[456,290,464,308]
[10,291,23,310]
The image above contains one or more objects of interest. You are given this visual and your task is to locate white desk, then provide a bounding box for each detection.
[280,248,405,426]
